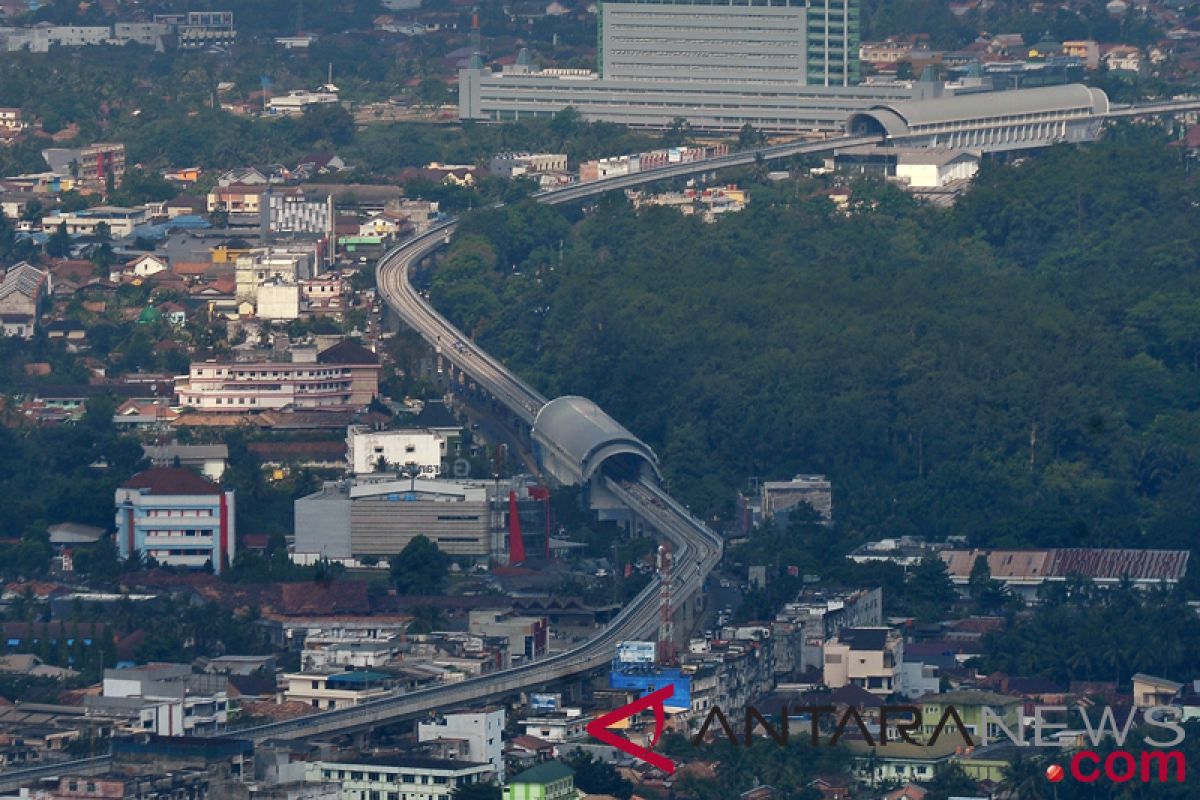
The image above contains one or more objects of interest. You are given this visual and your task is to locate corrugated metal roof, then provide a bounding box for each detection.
[941,549,1051,580]
[886,84,1108,127]
[1048,548,1189,581]
[940,547,1189,582]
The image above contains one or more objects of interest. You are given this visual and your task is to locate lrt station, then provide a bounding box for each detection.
[531,395,663,516]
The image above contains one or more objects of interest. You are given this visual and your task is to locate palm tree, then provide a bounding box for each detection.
[1001,753,1054,800]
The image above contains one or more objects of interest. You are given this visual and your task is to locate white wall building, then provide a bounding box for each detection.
[347,427,443,476]
[88,664,230,735]
[282,671,391,711]
[41,206,147,237]
[895,148,980,188]
[306,757,493,800]
[417,708,505,775]
[269,89,340,115]
[257,281,302,320]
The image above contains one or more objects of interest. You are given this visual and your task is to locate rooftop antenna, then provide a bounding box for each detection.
[471,6,481,58]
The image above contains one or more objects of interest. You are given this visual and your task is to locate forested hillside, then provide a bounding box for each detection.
[431,127,1200,551]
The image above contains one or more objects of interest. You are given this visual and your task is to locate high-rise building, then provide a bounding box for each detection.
[459,0,880,131]
[806,0,860,86]
[597,0,858,87]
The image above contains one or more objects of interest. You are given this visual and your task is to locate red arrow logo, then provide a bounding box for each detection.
[586,685,676,774]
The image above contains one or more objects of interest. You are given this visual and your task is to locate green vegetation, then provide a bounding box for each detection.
[389,534,450,595]
[432,128,1200,562]
[979,583,1200,684]
[562,751,633,799]
[0,40,662,182]
[731,511,959,623]
[659,733,850,800]
[0,396,145,561]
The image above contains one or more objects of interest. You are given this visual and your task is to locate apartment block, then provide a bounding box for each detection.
[176,340,380,412]
[282,670,392,710]
[774,587,882,673]
[823,627,902,696]
[86,664,231,736]
[417,708,505,775]
[114,467,235,574]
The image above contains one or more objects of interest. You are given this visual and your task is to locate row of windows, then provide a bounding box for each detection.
[907,108,1088,133]
[609,52,806,61]
[145,509,214,517]
[321,771,456,785]
[142,529,214,538]
[195,368,349,378]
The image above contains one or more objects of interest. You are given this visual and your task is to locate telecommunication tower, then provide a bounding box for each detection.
[657,544,676,664]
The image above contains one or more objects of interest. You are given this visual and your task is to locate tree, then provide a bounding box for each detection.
[968,555,1008,615]
[906,556,958,620]
[46,222,71,258]
[450,783,500,800]
[737,123,765,150]
[389,535,450,595]
[407,605,446,634]
[562,751,632,800]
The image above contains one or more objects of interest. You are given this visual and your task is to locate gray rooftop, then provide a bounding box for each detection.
[532,395,661,481]
[883,84,1109,128]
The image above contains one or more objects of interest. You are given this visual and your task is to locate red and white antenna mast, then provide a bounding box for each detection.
[657,544,675,665]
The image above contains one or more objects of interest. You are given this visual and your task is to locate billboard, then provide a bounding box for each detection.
[530,693,560,713]
[616,641,656,665]
[610,665,691,711]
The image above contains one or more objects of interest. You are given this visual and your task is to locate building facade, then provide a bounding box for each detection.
[823,627,902,696]
[282,671,391,710]
[762,473,832,523]
[502,761,574,800]
[176,340,380,412]
[88,664,231,736]
[459,67,918,132]
[294,477,539,563]
[598,0,856,87]
[347,427,444,475]
[266,191,334,235]
[114,468,235,574]
[417,708,505,775]
[0,261,48,339]
[306,757,493,800]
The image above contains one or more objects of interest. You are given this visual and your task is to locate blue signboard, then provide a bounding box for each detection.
[610,665,691,710]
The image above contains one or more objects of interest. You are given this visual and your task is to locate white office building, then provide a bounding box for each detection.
[417,708,505,776]
[347,427,444,476]
[460,0,875,131]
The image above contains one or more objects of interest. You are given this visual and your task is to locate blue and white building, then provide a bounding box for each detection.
[114,467,236,574]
